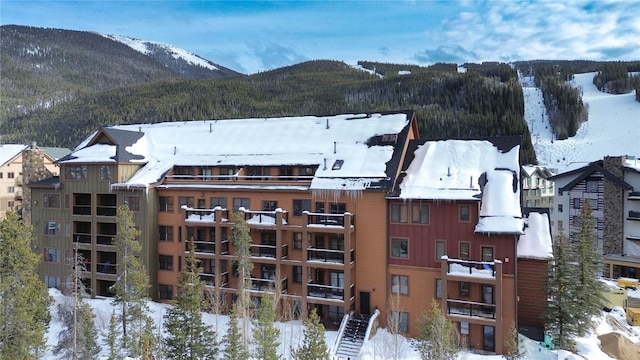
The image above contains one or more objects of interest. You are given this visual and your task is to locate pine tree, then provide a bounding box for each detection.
[413,299,459,360]
[54,245,101,359]
[231,211,253,351]
[110,205,152,357]
[573,200,605,336]
[104,311,122,360]
[0,211,52,359]
[252,293,281,360]
[164,247,219,359]
[292,308,330,360]
[545,230,580,352]
[223,304,250,360]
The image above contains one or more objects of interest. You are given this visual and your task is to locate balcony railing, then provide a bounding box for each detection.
[445,258,497,279]
[188,240,229,255]
[629,192,640,200]
[629,210,640,220]
[184,207,229,223]
[73,205,91,216]
[446,299,496,320]
[97,206,116,217]
[307,248,354,264]
[306,212,354,228]
[250,277,288,293]
[73,233,91,244]
[307,283,351,300]
[200,272,229,287]
[244,210,288,226]
[97,235,115,245]
[96,261,117,275]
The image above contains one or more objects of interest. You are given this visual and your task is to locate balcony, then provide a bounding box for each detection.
[96,251,117,275]
[443,257,498,281]
[97,194,117,217]
[308,283,353,301]
[244,210,288,226]
[73,233,91,244]
[629,210,640,221]
[446,299,496,320]
[73,193,92,216]
[250,244,288,259]
[184,207,229,224]
[14,190,23,200]
[307,248,354,264]
[306,212,354,228]
[188,240,229,255]
[250,277,288,293]
[200,271,229,288]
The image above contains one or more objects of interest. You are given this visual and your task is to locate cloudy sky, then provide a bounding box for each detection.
[2,0,639,74]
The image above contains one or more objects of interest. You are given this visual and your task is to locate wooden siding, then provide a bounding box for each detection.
[517,258,548,328]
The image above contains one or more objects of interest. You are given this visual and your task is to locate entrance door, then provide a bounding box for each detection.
[483,325,495,352]
[360,291,370,315]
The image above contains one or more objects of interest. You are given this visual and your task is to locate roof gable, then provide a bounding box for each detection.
[556,162,632,192]
[0,144,27,167]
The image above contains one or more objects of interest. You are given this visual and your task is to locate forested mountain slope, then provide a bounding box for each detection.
[1,59,537,164]
[0,25,242,120]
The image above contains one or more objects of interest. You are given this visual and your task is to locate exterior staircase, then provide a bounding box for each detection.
[335,313,372,359]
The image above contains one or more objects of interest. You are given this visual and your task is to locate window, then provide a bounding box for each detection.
[391,238,409,258]
[0,172,2,178]
[558,204,563,213]
[65,165,87,180]
[159,284,174,300]
[293,199,311,216]
[293,266,302,283]
[42,194,61,208]
[435,240,446,261]
[586,179,599,192]
[100,165,112,180]
[390,311,409,333]
[558,220,564,230]
[179,196,194,208]
[197,199,206,209]
[44,275,61,289]
[330,272,344,288]
[460,322,470,335]
[293,232,303,249]
[573,198,581,209]
[391,203,408,223]
[459,242,470,259]
[263,200,278,211]
[159,255,174,271]
[315,202,325,213]
[219,166,237,180]
[247,166,270,180]
[124,195,140,212]
[8,200,14,209]
[329,236,344,251]
[159,196,173,212]
[200,167,213,180]
[481,246,494,262]
[233,198,250,211]
[44,248,61,263]
[65,222,70,237]
[7,186,14,193]
[7,172,15,179]
[279,167,294,180]
[159,226,174,241]
[460,281,470,297]
[459,205,470,222]
[391,275,409,295]
[299,166,314,178]
[44,221,60,236]
[330,203,346,214]
[589,198,598,210]
[65,250,71,265]
[435,278,442,298]
[174,166,194,177]
[411,203,429,224]
[210,197,227,209]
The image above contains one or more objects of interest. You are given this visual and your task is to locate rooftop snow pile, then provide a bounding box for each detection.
[518,212,553,259]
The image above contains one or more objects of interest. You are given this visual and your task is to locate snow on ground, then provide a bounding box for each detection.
[521,72,640,170]
[43,288,638,359]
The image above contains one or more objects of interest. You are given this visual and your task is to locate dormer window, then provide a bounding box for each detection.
[332,160,344,170]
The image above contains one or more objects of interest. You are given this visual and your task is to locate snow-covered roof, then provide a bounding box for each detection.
[0,144,27,167]
[394,137,523,234]
[518,212,553,260]
[59,112,413,191]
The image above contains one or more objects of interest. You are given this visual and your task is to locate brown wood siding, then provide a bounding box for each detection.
[517,258,548,328]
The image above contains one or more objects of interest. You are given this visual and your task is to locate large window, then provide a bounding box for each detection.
[390,311,409,333]
[159,196,174,212]
[159,284,174,300]
[233,198,250,211]
[159,255,174,271]
[43,194,61,208]
[44,248,61,263]
[435,240,446,261]
[263,200,278,211]
[391,274,409,295]
[586,179,599,193]
[391,238,409,258]
[65,165,87,180]
[159,226,174,241]
[124,195,140,212]
[210,197,227,209]
[293,199,311,216]
[44,275,61,289]
[459,205,471,222]
[391,203,408,223]
[411,204,429,224]
[44,221,60,236]
[179,196,194,208]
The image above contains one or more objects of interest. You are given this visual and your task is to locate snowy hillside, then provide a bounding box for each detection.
[522,72,640,170]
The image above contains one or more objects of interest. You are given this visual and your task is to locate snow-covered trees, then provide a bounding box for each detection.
[413,299,459,360]
[292,308,330,360]
[110,205,153,357]
[0,211,52,359]
[164,247,219,359]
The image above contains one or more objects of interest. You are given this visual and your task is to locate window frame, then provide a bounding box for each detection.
[43,193,61,209]
[460,281,470,297]
[44,221,61,236]
[293,199,311,216]
[391,203,409,223]
[65,165,87,180]
[435,240,446,261]
[159,255,174,271]
[210,197,227,209]
[159,196,174,212]
[233,198,250,212]
[459,242,470,259]
[390,238,409,259]
[293,232,303,249]
[435,278,442,299]
[159,225,174,242]
[391,274,409,295]
[293,266,302,283]
[43,247,61,263]
[124,195,140,212]
[459,204,471,222]
[481,246,494,262]
[99,165,113,181]
[411,203,429,224]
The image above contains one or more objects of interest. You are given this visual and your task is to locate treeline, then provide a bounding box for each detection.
[2,60,537,164]
[516,62,588,140]
[592,61,640,95]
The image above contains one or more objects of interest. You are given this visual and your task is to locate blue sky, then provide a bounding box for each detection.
[2,0,639,74]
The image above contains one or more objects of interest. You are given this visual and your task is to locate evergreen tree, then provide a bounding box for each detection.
[292,308,330,360]
[110,205,152,357]
[164,247,219,359]
[252,293,281,360]
[0,211,52,359]
[573,200,605,336]
[54,245,101,359]
[231,211,253,351]
[104,311,122,360]
[545,230,580,351]
[503,322,523,360]
[222,304,250,360]
[413,299,459,360]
